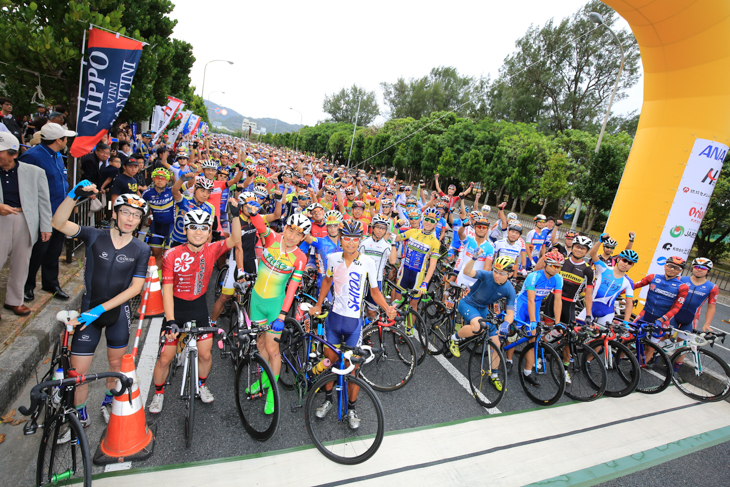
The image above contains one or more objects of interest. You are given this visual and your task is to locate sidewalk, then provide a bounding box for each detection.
[0,247,85,414]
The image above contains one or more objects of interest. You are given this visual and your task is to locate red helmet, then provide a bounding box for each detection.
[666,256,686,268]
[544,251,565,266]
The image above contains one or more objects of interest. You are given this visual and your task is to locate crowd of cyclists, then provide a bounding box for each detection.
[56,133,722,433]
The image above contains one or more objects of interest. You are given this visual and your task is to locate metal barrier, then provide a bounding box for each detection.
[682,265,730,291]
[64,198,97,263]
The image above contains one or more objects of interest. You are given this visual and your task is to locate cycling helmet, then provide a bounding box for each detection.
[344,186,355,194]
[544,251,565,266]
[246,163,257,172]
[406,196,418,206]
[324,210,343,225]
[565,231,578,239]
[113,194,148,216]
[473,215,490,227]
[372,214,390,228]
[183,208,214,227]
[440,195,450,202]
[324,185,336,193]
[282,170,293,178]
[666,256,686,268]
[381,198,394,207]
[534,214,547,222]
[220,151,230,158]
[245,156,254,163]
[296,178,307,187]
[469,210,482,219]
[618,249,639,263]
[493,256,515,273]
[604,238,618,248]
[306,202,324,213]
[692,257,713,270]
[253,186,268,198]
[481,205,491,214]
[194,176,215,191]
[238,191,256,205]
[216,166,230,176]
[341,220,364,238]
[254,175,268,185]
[573,235,593,250]
[508,222,523,234]
[176,152,189,160]
[286,213,312,235]
[151,167,170,180]
[292,171,301,178]
[297,190,311,199]
[200,160,218,170]
[351,200,365,209]
[507,212,518,220]
[423,207,440,219]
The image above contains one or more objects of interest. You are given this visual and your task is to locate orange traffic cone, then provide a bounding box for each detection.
[137,257,164,317]
[94,354,155,465]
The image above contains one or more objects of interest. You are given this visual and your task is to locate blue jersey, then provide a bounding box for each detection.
[219,186,231,218]
[675,277,718,325]
[450,217,463,251]
[170,196,215,244]
[300,236,342,287]
[463,271,516,310]
[635,273,688,322]
[142,187,174,224]
[591,260,634,317]
[515,270,563,316]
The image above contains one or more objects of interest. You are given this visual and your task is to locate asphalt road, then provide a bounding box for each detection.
[3,282,730,486]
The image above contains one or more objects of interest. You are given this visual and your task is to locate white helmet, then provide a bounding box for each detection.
[194,176,215,190]
[200,160,218,170]
[252,186,268,198]
[238,191,256,205]
[324,210,343,225]
[286,213,311,235]
[372,214,390,228]
[113,194,148,216]
[183,209,214,227]
[573,235,593,250]
[481,205,491,214]
[507,212,518,220]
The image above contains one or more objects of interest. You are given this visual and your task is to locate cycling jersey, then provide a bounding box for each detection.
[305,236,342,285]
[161,239,230,300]
[142,187,174,224]
[170,196,215,244]
[515,270,563,323]
[396,228,440,290]
[206,180,228,232]
[525,227,551,261]
[359,237,392,282]
[489,224,507,243]
[634,273,689,323]
[598,254,621,267]
[493,237,526,268]
[558,256,594,302]
[462,270,516,310]
[454,225,478,272]
[591,259,634,318]
[326,251,379,318]
[456,237,495,287]
[674,277,718,326]
[450,217,463,254]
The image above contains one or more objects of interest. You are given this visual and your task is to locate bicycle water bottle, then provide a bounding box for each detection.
[312,358,331,375]
[51,367,64,405]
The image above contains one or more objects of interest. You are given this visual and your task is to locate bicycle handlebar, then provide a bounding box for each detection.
[332,345,376,375]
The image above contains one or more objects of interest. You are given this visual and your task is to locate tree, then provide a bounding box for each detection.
[695,170,730,262]
[328,131,349,161]
[322,84,379,126]
[487,0,641,133]
[538,153,571,213]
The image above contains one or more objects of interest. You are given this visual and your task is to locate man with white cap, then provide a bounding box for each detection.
[0,132,52,318]
[18,122,76,301]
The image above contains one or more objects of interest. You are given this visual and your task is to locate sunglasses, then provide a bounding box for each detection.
[423,217,438,224]
[341,236,360,243]
[665,263,683,271]
[565,236,575,240]
[187,224,210,231]
[536,220,547,223]
[326,191,336,195]
[256,195,266,200]
[475,225,489,230]
[409,217,421,221]
[604,246,616,251]
[693,265,709,271]
[620,258,635,265]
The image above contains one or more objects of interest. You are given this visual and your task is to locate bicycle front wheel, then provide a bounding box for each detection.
[214,264,229,300]
[360,324,416,392]
[278,317,305,391]
[184,350,196,449]
[518,341,565,406]
[235,352,280,441]
[404,308,429,365]
[552,342,607,402]
[37,412,91,487]
[632,339,672,394]
[467,336,506,409]
[305,373,385,465]
[671,347,730,402]
[421,300,450,355]
[588,339,640,398]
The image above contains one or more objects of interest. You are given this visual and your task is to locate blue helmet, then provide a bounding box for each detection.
[340,220,363,238]
[618,249,639,263]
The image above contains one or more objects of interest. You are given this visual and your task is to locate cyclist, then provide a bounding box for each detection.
[308,221,396,429]
[537,235,595,325]
[248,212,311,415]
[302,210,343,290]
[344,200,371,235]
[507,251,564,382]
[487,203,509,243]
[584,239,637,325]
[52,185,150,426]
[198,159,243,234]
[493,221,527,278]
[672,257,718,332]
[598,232,636,266]
[142,168,174,271]
[359,215,398,319]
[633,255,689,327]
[451,254,516,390]
[170,175,216,246]
[150,204,242,414]
[550,230,577,257]
[456,215,495,288]
[525,214,549,269]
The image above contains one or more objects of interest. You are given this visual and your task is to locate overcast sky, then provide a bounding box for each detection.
[170,0,643,127]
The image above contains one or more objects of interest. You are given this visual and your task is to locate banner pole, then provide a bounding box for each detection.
[72,27,88,185]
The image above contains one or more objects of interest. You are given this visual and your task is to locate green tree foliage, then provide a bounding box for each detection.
[322,85,379,126]
[695,170,730,262]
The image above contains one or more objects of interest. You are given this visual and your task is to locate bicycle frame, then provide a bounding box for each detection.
[180,332,200,400]
[503,319,548,373]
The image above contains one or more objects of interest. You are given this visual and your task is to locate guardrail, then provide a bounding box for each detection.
[64,198,97,263]
[681,266,730,292]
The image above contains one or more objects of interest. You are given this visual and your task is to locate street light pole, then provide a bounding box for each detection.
[200,59,234,103]
[290,107,302,153]
[347,97,362,169]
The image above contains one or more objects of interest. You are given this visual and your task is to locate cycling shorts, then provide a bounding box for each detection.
[542,294,576,324]
[364,281,382,311]
[576,307,614,325]
[250,289,286,334]
[396,267,421,298]
[457,300,497,337]
[325,311,363,348]
[148,221,172,249]
[163,295,211,344]
[514,303,537,331]
[71,302,131,356]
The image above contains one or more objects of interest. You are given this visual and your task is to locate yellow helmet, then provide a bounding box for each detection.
[493,255,515,272]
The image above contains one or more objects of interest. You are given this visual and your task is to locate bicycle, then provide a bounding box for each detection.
[360,309,417,392]
[663,327,730,402]
[277,314,385,464]
[585,322,641,398]
[421,285,470,356]
[501,319,566,406]
[621,321,672,394]
[466,314,508,409]
[20,371,133,486]
[221,274,257,368]
[381,280,429,365]
[162,322,227,449]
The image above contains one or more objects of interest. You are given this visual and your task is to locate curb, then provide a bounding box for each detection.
[0,274,84,415]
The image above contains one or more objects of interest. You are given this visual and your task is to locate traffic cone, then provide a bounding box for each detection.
[137,257,164,317]
[94,354,156,465]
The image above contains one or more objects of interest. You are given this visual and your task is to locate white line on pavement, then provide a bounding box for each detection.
[104,317,163,473]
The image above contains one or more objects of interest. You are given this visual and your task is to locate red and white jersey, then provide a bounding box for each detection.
[162,240,229,300]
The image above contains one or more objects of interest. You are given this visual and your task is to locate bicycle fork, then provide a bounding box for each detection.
[181,344,199,399]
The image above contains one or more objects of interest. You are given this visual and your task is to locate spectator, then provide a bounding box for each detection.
[80,143,111,188]
[0,132,53,317]
[48,111,65,126]
[19,122,77,301]
[99,155,121,194]
[27,117,49,147]
[119,140,133,159]
[33,104,48,119]
[110,156,142,203]
[0,97,24,144]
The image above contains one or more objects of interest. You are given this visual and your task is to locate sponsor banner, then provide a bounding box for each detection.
[70,28,144,157]
[166,109,192,144]
[642,138,727,298]
[152,96,184,144]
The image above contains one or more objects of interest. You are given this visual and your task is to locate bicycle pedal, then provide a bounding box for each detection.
[291,403,302,413]
[23,421,38,435]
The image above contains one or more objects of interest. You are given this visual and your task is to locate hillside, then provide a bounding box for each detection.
[203,101,303,134]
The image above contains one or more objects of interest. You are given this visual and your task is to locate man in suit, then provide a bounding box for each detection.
[0,132,52,318]
[79,143,111,188]
[19,123,76,301]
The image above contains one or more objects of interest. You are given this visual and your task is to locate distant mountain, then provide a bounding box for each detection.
[203,101,303,134]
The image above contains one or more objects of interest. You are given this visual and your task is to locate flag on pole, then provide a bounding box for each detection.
[166,109,192,144]
[190,117,202,137]
[183,114,200,136]
[70,28,144,157]
[151,96,184,144]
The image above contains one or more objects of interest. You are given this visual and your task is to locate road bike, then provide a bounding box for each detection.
[221,273,257,368]
[586,322,641,398]
[621,321,672,394]
[359,309,416,392]
[466,314,508,409]
[381,279,429,365]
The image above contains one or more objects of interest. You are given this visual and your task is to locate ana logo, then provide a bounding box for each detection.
[174,252,195,272]
[701,169,719,185]
[698,144,727,161]
[682,187,689,193]
[669,226,684,238]
[657,256,668,266]
[662,242,672,250]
